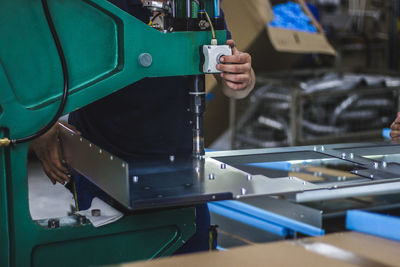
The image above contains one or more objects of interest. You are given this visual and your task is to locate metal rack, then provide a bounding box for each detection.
[232,71,400,149]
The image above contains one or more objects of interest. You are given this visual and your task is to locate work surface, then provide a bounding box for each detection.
[117,232,400,267]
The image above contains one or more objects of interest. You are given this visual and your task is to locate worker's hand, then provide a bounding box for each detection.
[216,40,255,99]
[390,112,400,141]
[29,122,78,185]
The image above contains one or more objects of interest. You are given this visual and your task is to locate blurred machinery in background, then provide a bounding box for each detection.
[233,71,400,149]
[309,0,399,70]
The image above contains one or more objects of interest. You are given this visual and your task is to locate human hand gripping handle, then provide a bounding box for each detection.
[390,112,400,141]
[216,40,255,99]
[29,122,79,185]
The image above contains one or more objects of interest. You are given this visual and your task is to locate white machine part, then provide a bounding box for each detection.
[202,45,232,74]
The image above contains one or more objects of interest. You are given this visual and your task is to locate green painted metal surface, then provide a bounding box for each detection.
[0,0,226,141]
[33,226,183,266]
[0,130,10,267]
[0,0,227,266]
[4,143,196,267]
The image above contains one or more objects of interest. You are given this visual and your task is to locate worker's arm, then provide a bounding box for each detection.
[29,122,75,185]
[216,40,255,99]
[390,112,400,141]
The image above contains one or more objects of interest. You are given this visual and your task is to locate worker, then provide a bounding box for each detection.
[30,0,255,253]
[390,112,400,141]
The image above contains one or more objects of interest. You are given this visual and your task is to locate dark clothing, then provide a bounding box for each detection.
[69,77,194,158]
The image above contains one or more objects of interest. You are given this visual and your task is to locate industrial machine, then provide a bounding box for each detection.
[0,0,231,266]
[2,1,400,267]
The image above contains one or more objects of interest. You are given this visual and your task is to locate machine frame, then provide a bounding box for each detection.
[0,0,227,266]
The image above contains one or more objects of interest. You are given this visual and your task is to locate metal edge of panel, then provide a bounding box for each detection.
[58,124,131,209]
[206,141,400,159]
[294,181,400,203]
[240,197,323,228]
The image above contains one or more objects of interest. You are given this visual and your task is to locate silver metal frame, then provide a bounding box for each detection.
[59,123,400,210]
[209,141,400,202]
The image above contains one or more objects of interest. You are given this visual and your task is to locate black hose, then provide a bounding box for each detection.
[12,0,69,145]
[198,0,204,11]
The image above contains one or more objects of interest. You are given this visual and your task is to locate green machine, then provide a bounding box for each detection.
[0,0,228,266]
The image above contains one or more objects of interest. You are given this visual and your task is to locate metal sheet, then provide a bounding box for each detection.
[294,181,400,203]
[240,197,323,228]
[127,157,319,210]
[339,144,400,156]
[58,129,319,210]
[59,124,130,208]
[59,130,400,210]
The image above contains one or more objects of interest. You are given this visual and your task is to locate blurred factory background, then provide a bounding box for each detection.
[206,0,400,151]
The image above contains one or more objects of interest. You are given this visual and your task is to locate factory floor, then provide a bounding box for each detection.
[28,158,74,220]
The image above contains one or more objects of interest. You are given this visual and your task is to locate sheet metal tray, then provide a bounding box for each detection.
[59,125,400,211]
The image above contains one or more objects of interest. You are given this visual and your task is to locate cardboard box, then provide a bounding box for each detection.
[120,232,400,267]
[221,0,336,71]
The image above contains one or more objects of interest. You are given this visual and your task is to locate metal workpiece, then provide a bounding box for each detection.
[127,157,320,210]
[294,180,400,203]
[233,175,319,199]
[241,197,323,229]
[210,142,400,202]
[56,128,324,211]
[58,124,130,208]
[202,45,232,73]
[58,130,400,210]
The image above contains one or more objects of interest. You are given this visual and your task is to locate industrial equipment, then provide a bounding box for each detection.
[0,0,231,266]
[2,1,400,267]
[234,71,400,148]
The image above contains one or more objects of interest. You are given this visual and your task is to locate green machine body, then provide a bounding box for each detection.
[0,0,227,266]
